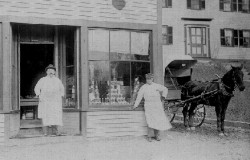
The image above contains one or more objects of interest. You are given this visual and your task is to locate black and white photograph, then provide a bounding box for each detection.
[0,0,249,160]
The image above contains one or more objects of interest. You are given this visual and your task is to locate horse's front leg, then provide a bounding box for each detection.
[215,106,223,135]
[188,103,196,130]
[182,104,189,128]
[221,106,228,136]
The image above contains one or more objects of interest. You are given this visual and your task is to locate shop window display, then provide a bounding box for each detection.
[63,28,77,108]
[88,28,151,106]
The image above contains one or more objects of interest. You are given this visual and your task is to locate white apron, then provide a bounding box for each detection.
[134,83,172,130]
[34,76,64,126]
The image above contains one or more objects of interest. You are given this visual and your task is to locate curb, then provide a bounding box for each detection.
[173,115,250,129]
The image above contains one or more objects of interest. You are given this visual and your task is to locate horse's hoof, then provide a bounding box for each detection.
[223,133,228,136]
[190,127,195,131]
[186,127,191,131]
[219,133,224,136]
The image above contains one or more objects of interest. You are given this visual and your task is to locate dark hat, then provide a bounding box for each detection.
[45,64,56,71]
[145,73,154,79]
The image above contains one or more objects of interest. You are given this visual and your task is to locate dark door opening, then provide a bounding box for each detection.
[20,44,54,120]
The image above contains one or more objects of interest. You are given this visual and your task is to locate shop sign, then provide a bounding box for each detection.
[112,0,126,10]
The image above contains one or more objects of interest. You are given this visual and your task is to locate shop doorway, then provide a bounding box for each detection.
[20,44,54,122]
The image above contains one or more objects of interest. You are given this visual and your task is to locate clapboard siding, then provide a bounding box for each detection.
[87,111,148,139]
[62,112,80,135]
[0,114,4,144]
[0,0,157,24]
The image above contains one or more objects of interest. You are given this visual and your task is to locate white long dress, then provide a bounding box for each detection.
[134,82,172,130]
[34,76,64,126]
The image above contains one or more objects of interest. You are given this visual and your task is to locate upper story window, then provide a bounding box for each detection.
[221,29,250,47]
[162,25,173,45]
[162,0,172,8]
[220,0,250,13]
[187,0,205,10]
[240,0,250,12]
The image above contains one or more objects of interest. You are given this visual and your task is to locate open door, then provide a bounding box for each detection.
[20,44,54,120]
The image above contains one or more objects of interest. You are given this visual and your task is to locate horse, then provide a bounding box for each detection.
[181,65,245,136]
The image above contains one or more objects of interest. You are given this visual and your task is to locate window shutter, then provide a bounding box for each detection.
[233,30,238,46]
[168,0,172,7]
[201,0,205,9]
[239,30,244,46]
[168,27,173,44]
[219,0,224,10]
[232,0,237,11]
[238,0,243,12]
[187,0,191,8]
[220,29,225,46]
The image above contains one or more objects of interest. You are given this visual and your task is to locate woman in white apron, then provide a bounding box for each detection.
[34,64,64,136]
[133,73,172,142]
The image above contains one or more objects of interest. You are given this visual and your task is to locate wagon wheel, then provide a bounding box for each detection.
[164,100,181,123]
[192,104,206,127]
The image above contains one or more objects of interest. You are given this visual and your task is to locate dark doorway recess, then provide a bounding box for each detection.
[20,44,54,98]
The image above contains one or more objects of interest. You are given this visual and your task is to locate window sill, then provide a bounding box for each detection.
[88,105,144,111]
[63,108,80,112]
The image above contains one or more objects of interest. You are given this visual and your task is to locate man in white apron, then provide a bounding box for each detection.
[133,73,172,142]
[34,64,64,136]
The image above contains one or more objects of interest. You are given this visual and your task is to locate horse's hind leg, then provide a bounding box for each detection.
[188,103,196,130]
[221,106,228,136]
[182,104,189,127]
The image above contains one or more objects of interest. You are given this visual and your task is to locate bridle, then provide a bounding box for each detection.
[221,69,243,97]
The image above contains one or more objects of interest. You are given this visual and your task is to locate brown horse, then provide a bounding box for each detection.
[181,65,245,136]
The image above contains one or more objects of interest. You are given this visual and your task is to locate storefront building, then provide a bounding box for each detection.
[0,0,163,143]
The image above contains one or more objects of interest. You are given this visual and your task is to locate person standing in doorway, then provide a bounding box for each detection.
[34,64,64,136]
[132,73,172,142]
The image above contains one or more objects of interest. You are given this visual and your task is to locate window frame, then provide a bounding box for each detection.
[162,25,173,45]
[187,0,205,10]
[220,0,250,13]
[88,28,152,107]
[162,0,172,8]
[221,28,250,48]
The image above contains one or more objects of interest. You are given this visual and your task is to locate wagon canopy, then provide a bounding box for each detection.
[163,54,197,77]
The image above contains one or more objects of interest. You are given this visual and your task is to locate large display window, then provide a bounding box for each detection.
[88,28,151,106]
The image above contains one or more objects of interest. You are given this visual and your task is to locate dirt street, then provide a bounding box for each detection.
[1,123,250,160]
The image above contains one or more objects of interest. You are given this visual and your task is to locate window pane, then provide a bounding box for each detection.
[88,29,109,60]
[131,62,150,103]
[196,28,201,35]
[162,0,166,7]
[131,32,150,61]
[89,61,110,105]
[225,29,233,46]
[242,0,249,12]
[224,0,232,11]
[162,35,167,45]
[202,28,206,45]
[110,30,130,60]
[197,37,201,44]
[64,30,77,108]
[162,26,168,34]
[191,0,200,9]
[110,62,131,105]
[243,31,250,47]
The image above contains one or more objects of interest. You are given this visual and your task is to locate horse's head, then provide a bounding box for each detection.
[231,64,245,91]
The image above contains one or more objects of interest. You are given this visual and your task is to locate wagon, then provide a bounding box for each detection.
[163,91,217,127]
[163,55,207,127]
